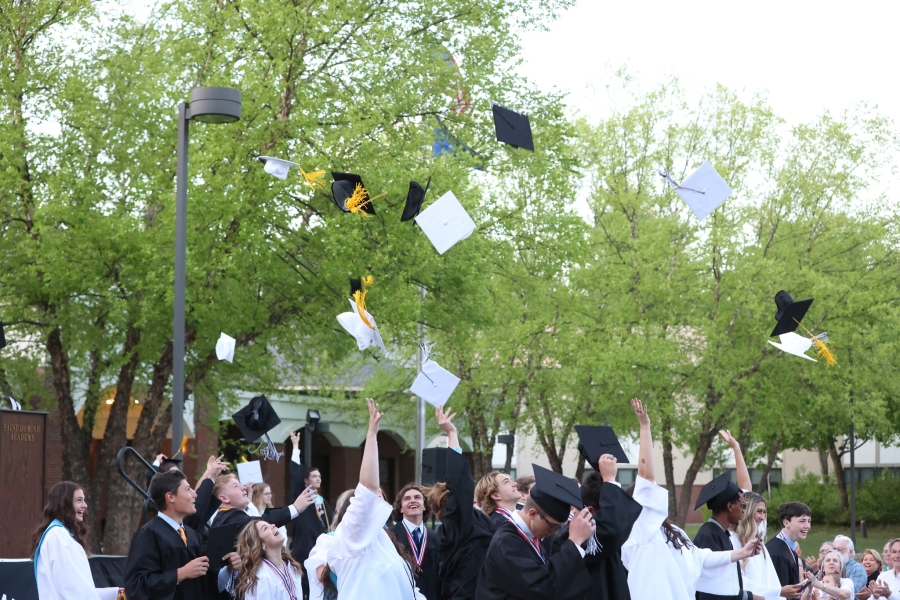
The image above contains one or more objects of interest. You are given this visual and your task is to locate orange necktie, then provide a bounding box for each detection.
[178,526,187,546]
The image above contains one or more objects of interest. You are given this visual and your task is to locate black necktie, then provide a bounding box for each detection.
[412,527,422,549]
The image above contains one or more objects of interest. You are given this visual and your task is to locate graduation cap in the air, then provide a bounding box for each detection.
[767,332,818,362]
[232,396,284,461]
[491,102,534,151]
[414,190,476,255]
[216,332,236,363]
[336,277,387,353]
[771,291,814,337]
[409,344,460,407]
[658,162,732,221]
[694,471,741,510]
[575,425,629,468]
[529,464,583,522]
[332,172,383,216]
[258,156,299,180]
[401,177,431,222]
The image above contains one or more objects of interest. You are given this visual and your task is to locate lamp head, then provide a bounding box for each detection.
[306,409,321,432]
[188,87,241,123]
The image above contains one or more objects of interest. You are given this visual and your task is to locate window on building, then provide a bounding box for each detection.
[616,468,637,486]
[712,467,781,489]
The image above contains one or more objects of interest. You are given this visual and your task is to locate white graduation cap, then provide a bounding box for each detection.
[259,156,299,180]
[410,358,460,407]
[336,299,387,353]
[659,161,733,221]
[767,332,817,362]
[216,332,236,363]
[414,190,476,255]
[8,396,21,410]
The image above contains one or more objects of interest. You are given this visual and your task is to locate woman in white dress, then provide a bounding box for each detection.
[621,398,762,600]
[236,518,303,600]
[314,398,425,600]
[32,481,120,600]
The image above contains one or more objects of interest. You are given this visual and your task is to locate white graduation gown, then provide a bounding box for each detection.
[728,531,786,600]
[244,560,304,600]
[304,533,335,600]
[35,526,119,600]
[621,476,739,600]
[326,483,425,600]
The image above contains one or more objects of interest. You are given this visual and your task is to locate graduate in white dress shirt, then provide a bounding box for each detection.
[316,397,425,600]
[32,481,120,600]
[235,518,304,600]
[620,399,762,600]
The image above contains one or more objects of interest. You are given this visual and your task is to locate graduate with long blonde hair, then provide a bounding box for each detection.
[236,519,304,600]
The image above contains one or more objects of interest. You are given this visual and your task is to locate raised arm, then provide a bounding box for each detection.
[435,405,459,449]
[631,398,654,482]
[360,398,383,492]
[719,430,752,491]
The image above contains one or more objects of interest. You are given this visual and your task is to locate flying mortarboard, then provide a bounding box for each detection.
[694,471,741,510]
[216,332,236,363]
[414,190,476,255]
[401,177,431,222]
[331,172,384,216]
[258,156,299,180]
[8,396,21,411]
[575,425,629,467]
[409,344,460,407]
[336,277,387,353]
[767,332,817,362]
[491,102,534,151]
[529,464,583,522]
[771,291,813,337]
[659,162,732,221]
[232,395,284,461]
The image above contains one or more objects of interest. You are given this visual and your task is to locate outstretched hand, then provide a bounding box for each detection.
[630,398,650,426]
[366,398,383,434]
[435,405,457,435]
[719,429,739,448]
[205,455,229,478]
[290,430,301,448]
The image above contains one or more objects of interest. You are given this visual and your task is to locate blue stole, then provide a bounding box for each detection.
[33,519,74,580]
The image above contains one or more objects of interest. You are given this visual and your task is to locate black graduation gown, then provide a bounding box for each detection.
[766,535,801,589]
[692,521,746,600]
[547,483,642,600]
[487,510,510,531]
[125,516,207,600]
[184,478,220,540]
[476,520,593,600]
[392,521,442,600]
[288,459,334,564]
[437,448,499,600]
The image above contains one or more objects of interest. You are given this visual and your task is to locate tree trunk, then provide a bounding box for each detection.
[46,326,90,486]
[94,326,142,554]
[827,438,849,509]
[757,437,781,494]
[661,415,678,519]
[818,446,829,479]
[674,405,722,527]
[463,387,493,479]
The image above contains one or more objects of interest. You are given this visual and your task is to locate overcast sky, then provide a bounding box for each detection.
[518,0,898,128]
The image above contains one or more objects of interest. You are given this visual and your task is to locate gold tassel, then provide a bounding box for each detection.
[300,168,325,190]
[353,277,376,329]
[793,318,837,367]
[345,184,386,216]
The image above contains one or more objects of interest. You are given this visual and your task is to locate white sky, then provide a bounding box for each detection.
[518,0,899,128]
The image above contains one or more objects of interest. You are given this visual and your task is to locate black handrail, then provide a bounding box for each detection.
[116,446,157,508]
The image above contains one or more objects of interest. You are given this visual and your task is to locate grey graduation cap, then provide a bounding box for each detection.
[575,425,629,466]
[694,471,741,510]
[491,102,534,151]
[529,464,583,522]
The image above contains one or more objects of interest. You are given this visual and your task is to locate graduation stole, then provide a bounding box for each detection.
[495,507,514,522]
[263,558,298,600]
[510,518,545,563]
[33,519,73,580]
[402,524,428,566]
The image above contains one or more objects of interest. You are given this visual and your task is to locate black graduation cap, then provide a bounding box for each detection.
[232,395,281,444]
[491,102,534,152]
[0,322,6,350]
[401,177,431,222]
[529,464,583,522]
[771,290,814,337]
[694,471,741,510]
[331,172,377,215]
[206,522,243,571]
[575,425,629,468]
[350,277,362,296]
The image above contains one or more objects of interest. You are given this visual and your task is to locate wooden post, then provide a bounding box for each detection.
[0,409,47,558]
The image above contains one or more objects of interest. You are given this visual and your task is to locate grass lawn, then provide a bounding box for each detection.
[682,523,897,558]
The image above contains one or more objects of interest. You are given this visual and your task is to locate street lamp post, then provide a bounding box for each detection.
[171,87,241,458]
